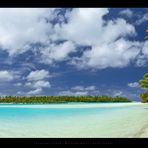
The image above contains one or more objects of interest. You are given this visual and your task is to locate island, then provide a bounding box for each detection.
[0,96,131,104]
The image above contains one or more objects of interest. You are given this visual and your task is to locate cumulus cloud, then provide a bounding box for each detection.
[0,70,14,81]
[55,9,136,45]
[14,82,22,86]
[0,8,54,56]
[31,80,50,89]
[0,8,146,70]
[27,69,49,81]
[128,82,139,88]
[112,90,123,97]
[0,8,147,97]
[142,41,148,55]
[105,88,139,101]
[71,85,96,91]
[85,86,96,91]
[58,90,88,96]
[54,8,109,45]
[136,13,148,25]
[134,41,148,67]
[135,55,148,67]
[40,41,76,64]
[119,9,133,17]
[59,85,98,96]
[0,8,76,65]
[53,8,145,69]
[72,39,142,69]
[71,86,85,91]
[27,88,42,95]
[26,69,51,95]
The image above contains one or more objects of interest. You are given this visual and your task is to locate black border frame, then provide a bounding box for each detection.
[1,138,148,145]
[0,0,148,145]
[0,0,147,7]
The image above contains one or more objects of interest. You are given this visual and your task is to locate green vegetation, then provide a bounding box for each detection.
[0,96,131,104]
[139,73,148,103]
[139,93,148,103]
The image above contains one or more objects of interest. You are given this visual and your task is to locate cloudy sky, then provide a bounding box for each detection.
[0,8,147,101]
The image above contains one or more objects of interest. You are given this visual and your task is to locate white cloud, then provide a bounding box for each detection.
[0,8,55,56]
[53,8,145,69]
[25,82,32,87]
[27,88,42,95]
[142,41,148,55]
[43,8,147,69]
[135,41,148,67]
[25,80,50,95]
[40,41,76,64]
[59,85,98,96]
[0,70,14,81]
[25,69,51,95]
[119,9,133,17]
[135,55,147,67]
[85,86,96,91]
[112,90,123,97]
[0,93,6,97]
[27,69,49,81]
[0,8,146,70]
[71,85,96,91]
[72,39,141,69]
[71,86,84,91]
[74,91,88,96]
[105,88,141,101]
[14,82,22,86]
[55,8,136,45]
[25,80,50,89]
[17,91,23,95]
[32,80,51,89]
[58,90,88,96]
[136,13,148,25]
[0,8,78,66]
[128,82,139,88]
[58,90,73,96]
[54,8,109,45]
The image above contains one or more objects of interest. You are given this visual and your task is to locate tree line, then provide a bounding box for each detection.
[0,96,131,104]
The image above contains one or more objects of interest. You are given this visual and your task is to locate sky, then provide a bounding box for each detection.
[0,8,147,101]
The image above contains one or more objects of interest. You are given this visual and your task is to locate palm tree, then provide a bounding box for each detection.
[139,73,148,91]
[139,73,148,102]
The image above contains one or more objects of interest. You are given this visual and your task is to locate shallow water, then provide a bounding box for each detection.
[0,103,148,137]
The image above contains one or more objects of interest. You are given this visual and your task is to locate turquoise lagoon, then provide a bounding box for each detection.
[0,102,148,138]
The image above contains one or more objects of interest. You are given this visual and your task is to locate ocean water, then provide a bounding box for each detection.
[0,102,148,138]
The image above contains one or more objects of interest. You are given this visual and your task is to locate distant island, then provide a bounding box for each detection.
[0,96,131,104]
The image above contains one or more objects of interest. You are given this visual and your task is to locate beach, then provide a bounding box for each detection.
[0,102,148,138]
[0,102,141,108]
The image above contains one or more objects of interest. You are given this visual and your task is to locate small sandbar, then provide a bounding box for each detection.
[0,102,145,109]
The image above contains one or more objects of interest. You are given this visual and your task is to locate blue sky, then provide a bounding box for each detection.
[0,8,147,101]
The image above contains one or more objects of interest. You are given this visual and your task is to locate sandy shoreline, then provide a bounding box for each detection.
[0,102,144,108]
[0,102,148,138]
[139,127,148,137]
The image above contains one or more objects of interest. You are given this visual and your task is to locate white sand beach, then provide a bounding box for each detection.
[0,102,143,108]
[0,102,148,138]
